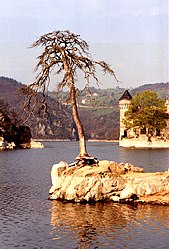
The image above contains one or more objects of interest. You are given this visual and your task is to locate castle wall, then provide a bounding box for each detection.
[119,137,169,148]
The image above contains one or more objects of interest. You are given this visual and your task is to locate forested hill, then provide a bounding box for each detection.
[0,77,73,140]
[0,76,168,140]
[131,82,169,99]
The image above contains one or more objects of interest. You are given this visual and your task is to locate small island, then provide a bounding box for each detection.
[49,160,169,205]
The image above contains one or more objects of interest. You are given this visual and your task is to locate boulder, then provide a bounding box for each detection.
[30,140,44,148]
[119,162,144,173]
[49,169,125,202]
[49,160,141,202]
[49,160,169,205]
[49,161,69,194]
[121,173,169,200]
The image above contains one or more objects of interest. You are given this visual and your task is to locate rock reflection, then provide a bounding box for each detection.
[50,201,136,248]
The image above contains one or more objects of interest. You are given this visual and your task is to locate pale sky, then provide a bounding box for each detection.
[0,0,168,90]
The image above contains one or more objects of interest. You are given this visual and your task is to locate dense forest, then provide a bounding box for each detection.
[0,76,168,140]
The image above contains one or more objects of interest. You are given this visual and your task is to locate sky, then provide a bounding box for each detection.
[0,0,168,90]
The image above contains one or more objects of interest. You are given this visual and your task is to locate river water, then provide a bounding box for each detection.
[0,141,169,249]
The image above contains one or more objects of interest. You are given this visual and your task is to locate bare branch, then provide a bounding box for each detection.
[22,30,119,157]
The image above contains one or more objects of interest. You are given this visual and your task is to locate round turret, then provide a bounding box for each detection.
[165,97,169,114]
[119,90,132,139]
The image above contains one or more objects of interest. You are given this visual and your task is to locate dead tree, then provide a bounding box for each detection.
[23,30,118,160]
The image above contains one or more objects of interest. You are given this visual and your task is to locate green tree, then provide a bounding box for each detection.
[124,90,167,137]
[22,30,118,160]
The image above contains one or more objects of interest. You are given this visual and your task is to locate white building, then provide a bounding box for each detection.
[119,90,132,139]
[119,90,169,148]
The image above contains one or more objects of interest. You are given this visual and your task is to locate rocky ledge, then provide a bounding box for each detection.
[49,160,169,205]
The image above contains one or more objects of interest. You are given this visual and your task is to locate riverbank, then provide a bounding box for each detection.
[0,139,44,150]
[49,160,169,205]
[119,137,169,148]
[34,139,119,143]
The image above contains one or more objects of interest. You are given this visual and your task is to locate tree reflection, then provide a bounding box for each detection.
[50,201,136,248]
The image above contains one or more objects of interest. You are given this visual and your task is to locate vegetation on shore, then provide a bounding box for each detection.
[124,90,167,136]
[0,76,168,141]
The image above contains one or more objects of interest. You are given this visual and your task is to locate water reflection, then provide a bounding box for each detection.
[0,142,169,248]
[50,201,137,248]
[50,201,169,249]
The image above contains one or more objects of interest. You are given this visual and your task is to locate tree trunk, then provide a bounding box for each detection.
[61,50,89,158]
[70,85,89,158]
[70,85,98,166]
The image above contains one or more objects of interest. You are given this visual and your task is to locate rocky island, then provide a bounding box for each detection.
[49,160,169,205]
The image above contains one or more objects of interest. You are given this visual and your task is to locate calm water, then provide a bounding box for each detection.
[0,141,169,249]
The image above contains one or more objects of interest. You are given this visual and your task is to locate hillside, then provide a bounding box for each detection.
[49,82,169,140]
[0,77,73,139]
[0,76,168,140]
[50,83,169,108]
[131,82,169,99]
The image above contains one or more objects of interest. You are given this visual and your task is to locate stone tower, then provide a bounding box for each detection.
[119,90,132,139]
[165,97,169,114]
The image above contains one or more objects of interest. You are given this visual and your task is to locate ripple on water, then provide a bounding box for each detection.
[0,142,169,248]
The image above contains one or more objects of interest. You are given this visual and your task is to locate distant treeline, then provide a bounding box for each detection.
[0,76,168,140]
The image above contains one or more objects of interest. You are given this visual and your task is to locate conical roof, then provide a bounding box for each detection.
[119,90,132,101]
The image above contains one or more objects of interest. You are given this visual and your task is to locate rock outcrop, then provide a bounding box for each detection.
[49,160,169,205]
[0,123,32,150]
[0,108,33,150]
[30,140,44,148]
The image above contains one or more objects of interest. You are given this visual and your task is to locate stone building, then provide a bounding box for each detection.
[119,90,169,148]
[119,90,132,139]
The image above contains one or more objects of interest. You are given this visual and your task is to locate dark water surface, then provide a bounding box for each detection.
[0,141,169,249]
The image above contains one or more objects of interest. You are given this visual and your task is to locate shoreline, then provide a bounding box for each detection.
[33,138,119,143]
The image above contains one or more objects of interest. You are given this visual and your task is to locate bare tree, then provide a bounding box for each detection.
[23,30,118,160]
